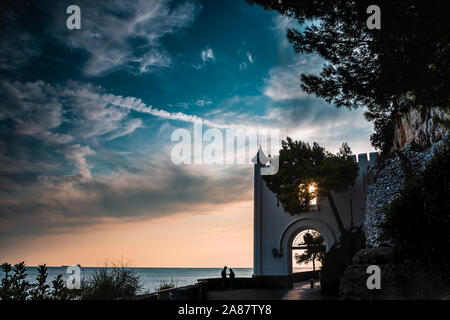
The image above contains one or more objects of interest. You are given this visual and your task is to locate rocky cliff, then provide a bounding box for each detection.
[364,107,449,247]
[392,106,449,151]
[340,248,442,299]
[341,107,449,299]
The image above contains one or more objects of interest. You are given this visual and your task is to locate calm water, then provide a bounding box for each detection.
[1,267,253,293]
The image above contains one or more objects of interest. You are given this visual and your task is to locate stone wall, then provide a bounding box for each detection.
[364,132,449,247]
[340,248,442,300]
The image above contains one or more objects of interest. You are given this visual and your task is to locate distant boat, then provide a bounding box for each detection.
[60,264,82,268]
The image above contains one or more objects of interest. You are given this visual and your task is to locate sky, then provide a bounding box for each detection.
[0,0,374,267]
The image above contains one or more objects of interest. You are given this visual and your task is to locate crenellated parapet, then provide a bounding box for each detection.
[350,152,379,169]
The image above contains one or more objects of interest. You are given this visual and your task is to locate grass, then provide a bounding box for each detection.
[156,278,178,291]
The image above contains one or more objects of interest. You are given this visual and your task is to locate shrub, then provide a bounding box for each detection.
[320,227,366,296]
[156,279,177,291]
[0,261,78,300]
[380,137,450,282]
[80,261,142,300]
[30,264,50,300]
[51,274,80,300]
[0,262,32,300]
[0,262,13,300]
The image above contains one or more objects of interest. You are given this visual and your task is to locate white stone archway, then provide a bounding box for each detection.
[253,150,376,288]
[279,218,337,275]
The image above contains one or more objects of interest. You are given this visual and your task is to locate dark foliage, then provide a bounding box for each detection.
[51,274,79,300]
[1,260,142,300]
[370,116,395,155]
[294,231,326,271]
[0,261,78,300]
[320,227,366,295]
[80,263,142,300]
[247,0,450,152]
[0,262,13,300]
[30,264,50,299]
[380,138,450,281]
[7,262,31,300]
[263,137,359,233]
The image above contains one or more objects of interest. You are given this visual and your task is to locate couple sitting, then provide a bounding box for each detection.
[221,266,235,289]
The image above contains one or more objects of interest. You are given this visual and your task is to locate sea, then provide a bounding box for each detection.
[0,267,253,293]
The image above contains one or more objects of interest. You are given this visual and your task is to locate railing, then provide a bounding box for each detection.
[131,273,320,300]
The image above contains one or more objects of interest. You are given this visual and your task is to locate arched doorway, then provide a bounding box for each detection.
[291,229,326,273]
[279,217,337,276]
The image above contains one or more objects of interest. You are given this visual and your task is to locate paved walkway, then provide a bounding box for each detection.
[207,280,336,300]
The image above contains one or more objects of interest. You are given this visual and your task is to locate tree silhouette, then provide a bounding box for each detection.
[294,232,326,271]
[263,138,358,234]
[247,0,450,152]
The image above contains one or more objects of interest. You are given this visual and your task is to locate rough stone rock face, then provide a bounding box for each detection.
[342,107,449,299]
[392,106,449,152]
[340,248,442,300]
[364,132,449,247]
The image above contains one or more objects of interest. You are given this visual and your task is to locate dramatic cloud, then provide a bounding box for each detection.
[0,32,41,71]
[0,81,72,144]
[0,1,375,264]
[0,3,42,71]
[0,158,253,243]
[0,80,255,244]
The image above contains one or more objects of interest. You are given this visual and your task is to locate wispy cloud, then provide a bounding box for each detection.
[246,52,254,64]
[106,119,143,141]
[200,47,215,63]
[263,55,323,101]
[193,46,216,69]
[238,48,253,71]
[61,144,96,181]
[0,79,256,243]
[195,98,213,107]
[138,50,172,73]
[50,0,201,76]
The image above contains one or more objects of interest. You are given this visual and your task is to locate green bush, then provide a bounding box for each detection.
[380,137,450,282]
[320,227,366,296]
